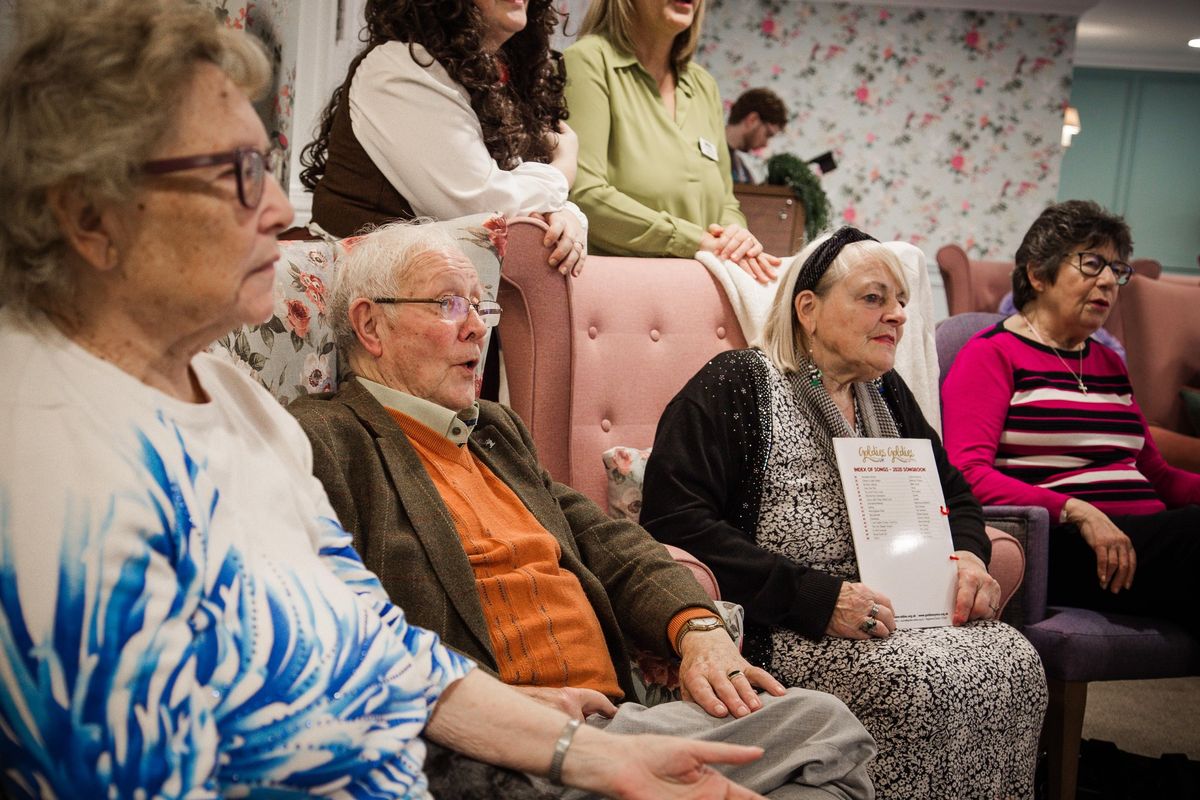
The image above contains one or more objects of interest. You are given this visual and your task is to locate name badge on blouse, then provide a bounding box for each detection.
[698,137,719,161]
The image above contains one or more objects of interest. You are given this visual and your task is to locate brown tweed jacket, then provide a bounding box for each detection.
[289,380,717,701]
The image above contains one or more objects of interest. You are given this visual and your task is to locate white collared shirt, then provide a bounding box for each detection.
[358,376,479,446]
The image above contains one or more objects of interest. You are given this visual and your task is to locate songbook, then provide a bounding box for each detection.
[832,438,956,629]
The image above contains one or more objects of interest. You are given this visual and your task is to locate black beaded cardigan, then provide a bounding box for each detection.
[640,349,989,653]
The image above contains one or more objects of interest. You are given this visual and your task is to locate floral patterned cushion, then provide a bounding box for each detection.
[209,240,338,402]
[601,445,652,522]
[632,601,746,707]
[207,213,507,405]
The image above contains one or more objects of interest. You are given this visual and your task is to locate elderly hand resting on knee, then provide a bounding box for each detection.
[1063,498,1137,594]
[677,628,787,719]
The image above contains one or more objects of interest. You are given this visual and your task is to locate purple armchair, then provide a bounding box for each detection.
[936,312,1200,800]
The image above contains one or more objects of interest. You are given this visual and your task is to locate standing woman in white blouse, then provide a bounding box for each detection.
[302,0,586,275]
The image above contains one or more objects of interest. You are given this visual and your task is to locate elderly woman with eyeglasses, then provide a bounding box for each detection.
[942,200,1200,639]
[0,2,774,797]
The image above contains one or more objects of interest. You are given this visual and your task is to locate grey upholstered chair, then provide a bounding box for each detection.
[936,312,1200,800]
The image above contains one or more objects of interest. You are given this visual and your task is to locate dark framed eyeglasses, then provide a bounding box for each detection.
[1071,252,1134,285]
[142,146,283,209]
[373,295,502,328]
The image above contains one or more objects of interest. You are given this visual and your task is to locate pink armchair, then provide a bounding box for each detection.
[935,244,1014,316]
[499,218,1026,614]
[1110,275,1200,472]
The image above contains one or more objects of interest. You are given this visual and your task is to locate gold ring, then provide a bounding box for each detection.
[726,669,743,680]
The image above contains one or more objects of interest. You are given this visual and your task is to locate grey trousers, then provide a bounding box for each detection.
[550,688,877,800]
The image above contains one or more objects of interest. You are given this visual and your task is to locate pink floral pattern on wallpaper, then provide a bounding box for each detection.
[700,1,1076,260]
[200,0,298,186]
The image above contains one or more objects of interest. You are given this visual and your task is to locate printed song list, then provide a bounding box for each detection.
[855,471,932,540]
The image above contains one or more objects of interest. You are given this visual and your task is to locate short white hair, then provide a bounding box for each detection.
[758,234,909,375]
[329,220,460,358]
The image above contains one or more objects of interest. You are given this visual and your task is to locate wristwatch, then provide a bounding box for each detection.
[674,615,728,654]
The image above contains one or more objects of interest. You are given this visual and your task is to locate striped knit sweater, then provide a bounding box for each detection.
[942,321,1200,520]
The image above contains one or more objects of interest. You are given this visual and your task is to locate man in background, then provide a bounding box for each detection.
[725,88,788,184]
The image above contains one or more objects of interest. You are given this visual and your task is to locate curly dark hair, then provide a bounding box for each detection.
[728,87,787,127]
[300,0,567,191]
[1012,199,1133,310]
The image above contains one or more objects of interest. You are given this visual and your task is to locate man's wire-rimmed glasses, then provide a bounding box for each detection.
[373,295,502,328]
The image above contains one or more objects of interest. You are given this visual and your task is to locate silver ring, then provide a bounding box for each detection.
[726,669,744,680]
[859,618,878,633]
[573,241,584,250]
[868,604,880,619]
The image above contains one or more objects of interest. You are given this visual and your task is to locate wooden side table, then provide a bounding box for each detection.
[733,183,807,257]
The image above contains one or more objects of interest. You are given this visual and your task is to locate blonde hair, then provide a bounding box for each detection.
[759,236,909,375]
[329,220,461,359]
[0,0,270,314]
[579,0,706,72]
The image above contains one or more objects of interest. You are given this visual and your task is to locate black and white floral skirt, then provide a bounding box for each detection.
[770,621,1046,800]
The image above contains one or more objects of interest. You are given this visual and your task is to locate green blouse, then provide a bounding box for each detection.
[563,35,746,258]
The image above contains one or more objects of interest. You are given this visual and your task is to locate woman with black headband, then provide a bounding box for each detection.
[641,228,1047,798]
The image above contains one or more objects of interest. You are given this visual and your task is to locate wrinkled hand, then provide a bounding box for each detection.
[701,223,781,284]
[677,628,786,719]
[537,210,586,276]
[1064,498,1137,593]
[514,685,617,721]
[825,582,896,640]
[587,734,766,800]
[952,550,1002,624]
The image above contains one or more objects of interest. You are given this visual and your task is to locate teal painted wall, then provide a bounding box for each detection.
[1058,68,1200,272]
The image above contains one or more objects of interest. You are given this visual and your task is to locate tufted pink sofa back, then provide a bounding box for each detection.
[498,217,748,508]
[501,218,1026,610]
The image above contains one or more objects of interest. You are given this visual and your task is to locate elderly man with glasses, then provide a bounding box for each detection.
[289,220,877,799]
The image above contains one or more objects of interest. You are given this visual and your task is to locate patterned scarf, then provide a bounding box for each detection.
[787,360,900,464]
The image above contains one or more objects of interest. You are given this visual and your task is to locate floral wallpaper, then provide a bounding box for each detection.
[701,1,1077,261]
[554,0,1076,261]
[199,0,300,187]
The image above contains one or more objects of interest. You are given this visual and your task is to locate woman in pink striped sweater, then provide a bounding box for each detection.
[942,200,1200,635]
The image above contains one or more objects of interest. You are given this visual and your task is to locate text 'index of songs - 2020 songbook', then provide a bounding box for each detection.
[833,438,956,629]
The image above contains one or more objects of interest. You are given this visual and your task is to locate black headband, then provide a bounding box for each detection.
[792,226,879,298]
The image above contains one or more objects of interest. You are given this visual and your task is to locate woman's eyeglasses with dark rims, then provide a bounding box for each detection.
[1071,252,1134,285]
[142,146,283,209]
[372,295,502,328]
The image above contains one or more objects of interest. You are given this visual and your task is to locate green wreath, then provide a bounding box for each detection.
[765,153,831,243]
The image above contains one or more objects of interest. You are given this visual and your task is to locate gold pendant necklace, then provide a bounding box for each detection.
[1020,314,1087,394]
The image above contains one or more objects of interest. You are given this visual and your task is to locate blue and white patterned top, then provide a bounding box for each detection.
[0,309,473,798]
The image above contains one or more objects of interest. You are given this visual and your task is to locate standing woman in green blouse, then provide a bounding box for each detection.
[564,0,781,282]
